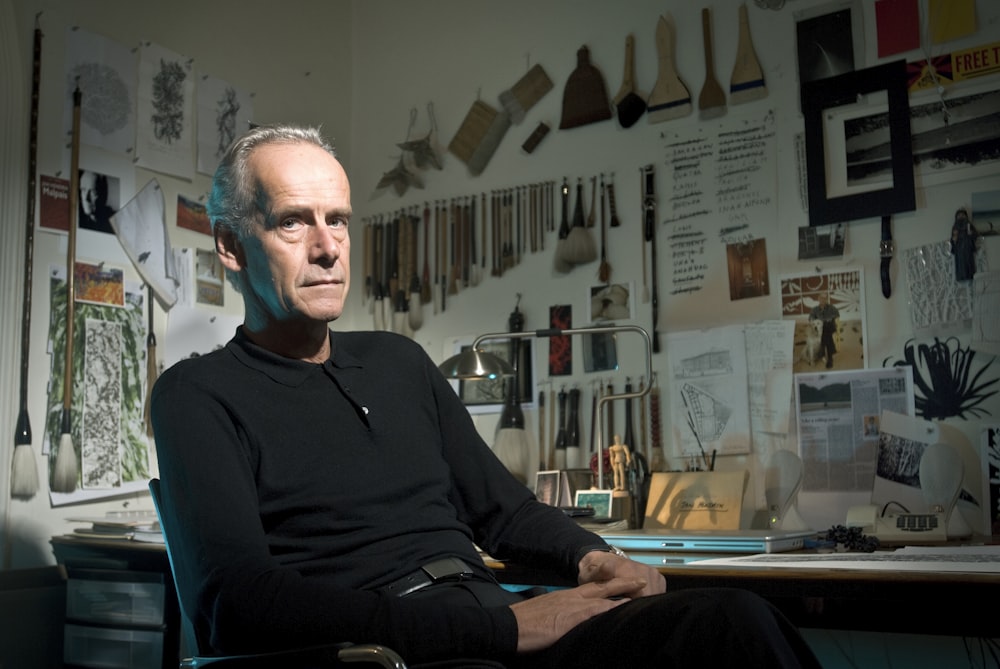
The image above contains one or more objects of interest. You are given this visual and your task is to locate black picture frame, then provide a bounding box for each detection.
[802,59,915,227]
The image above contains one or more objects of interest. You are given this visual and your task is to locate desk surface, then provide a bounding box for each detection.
[53,534,1000,638]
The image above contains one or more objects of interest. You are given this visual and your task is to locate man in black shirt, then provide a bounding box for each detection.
[151,123,820,667]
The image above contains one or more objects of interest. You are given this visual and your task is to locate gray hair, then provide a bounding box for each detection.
[206,124,336,289]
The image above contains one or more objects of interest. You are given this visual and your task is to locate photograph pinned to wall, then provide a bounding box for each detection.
[582,327,618,374]
[898,82,1000,190]
[45,267,150,506]
[177,193,211,235]
[195,248,224,307]
[971,189,1000,237]
[447,337,536,415]
[196,75,255,176]
[900,240,987,337]
[725,238,770,300]
[134,41,195,180]
[780,267,868,373]
[549,304,572,376]
[589,282,633,321]
[797,223,846,260]
[794,0,864,91]
[801,59,916,226]
[74,260,125,308]
[64,27,136,156]
[77,169,121,234]
[983,426,1000,536]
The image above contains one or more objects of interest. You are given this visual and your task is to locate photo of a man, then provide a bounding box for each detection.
[78,169,119,233]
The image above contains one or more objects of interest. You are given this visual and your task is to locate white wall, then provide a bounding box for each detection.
[1,0,999,568]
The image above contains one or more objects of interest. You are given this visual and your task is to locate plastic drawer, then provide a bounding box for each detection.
[64,623,163,669]
[66,569,165,627]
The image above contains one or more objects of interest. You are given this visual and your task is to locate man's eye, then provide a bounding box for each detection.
[329,216,349,228]
[280,218,301,230]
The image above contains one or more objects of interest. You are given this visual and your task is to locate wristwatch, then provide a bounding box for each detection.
[575,543,629,565]
[880,215,894,299]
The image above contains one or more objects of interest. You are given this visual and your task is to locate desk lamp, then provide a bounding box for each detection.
[438,324,653,489]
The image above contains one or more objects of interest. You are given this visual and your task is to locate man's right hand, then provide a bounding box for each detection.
[509,577,645,653]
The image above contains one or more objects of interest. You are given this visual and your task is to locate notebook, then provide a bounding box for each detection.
[596,528,817,554]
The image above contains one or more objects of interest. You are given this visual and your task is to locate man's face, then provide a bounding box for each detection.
[230,142,352,326]
[80,171,98,216]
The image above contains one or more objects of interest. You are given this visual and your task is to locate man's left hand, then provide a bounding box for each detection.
[577,550,665,598]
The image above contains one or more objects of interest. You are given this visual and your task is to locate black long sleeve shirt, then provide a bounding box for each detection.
[151,327,603,662]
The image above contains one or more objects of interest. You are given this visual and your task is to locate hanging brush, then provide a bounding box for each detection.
[598,175,611,283]
[553,178,572,273]
[558,177,597,266]
[11,15,44,499]
[53,82,82,494]
[493,295,532,484]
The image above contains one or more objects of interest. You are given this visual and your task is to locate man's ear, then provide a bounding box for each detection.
[215,227,246,273]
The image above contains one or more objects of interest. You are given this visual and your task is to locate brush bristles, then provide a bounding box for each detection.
[52,433,78,493]
[11,444,40,498]
[560,227,598,265]
[494,427,530,484]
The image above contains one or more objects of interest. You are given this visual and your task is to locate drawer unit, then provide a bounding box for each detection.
[66,569,166,627]
[64,624,164,669]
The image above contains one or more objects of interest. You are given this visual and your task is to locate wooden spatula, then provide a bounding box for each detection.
[647,13,692,123]
[698,7,727,120]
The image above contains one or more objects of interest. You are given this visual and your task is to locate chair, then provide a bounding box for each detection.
[148,478,408,668]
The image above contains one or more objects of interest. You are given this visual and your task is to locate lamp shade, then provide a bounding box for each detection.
[438,348,516,380]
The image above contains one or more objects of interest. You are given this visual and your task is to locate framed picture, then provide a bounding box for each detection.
[448,337,536,415]
[575,490,614,519]
[802,59,916,226]
[794,1,864,89]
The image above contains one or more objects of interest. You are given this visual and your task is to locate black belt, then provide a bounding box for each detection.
[379,557,476,598]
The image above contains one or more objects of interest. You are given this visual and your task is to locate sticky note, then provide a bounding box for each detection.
[876,0,920,58]
[929,0,977,45]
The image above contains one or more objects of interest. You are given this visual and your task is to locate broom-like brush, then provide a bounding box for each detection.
[559,178,597,266]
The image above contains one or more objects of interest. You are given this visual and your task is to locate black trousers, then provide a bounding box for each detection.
[410,581,821,669]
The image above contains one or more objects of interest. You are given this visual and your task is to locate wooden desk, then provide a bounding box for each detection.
[53,533,998,665]
[488,553,1000,639]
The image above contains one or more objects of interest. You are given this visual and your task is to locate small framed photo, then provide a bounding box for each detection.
[575,490,614,519]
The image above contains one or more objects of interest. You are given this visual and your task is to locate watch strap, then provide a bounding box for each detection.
[880,215,894,299]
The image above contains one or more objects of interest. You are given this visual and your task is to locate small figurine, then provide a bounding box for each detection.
[609,434,632,491]
[950,207,979,282]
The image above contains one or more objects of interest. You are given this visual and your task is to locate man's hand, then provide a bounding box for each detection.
[509,577,643,653]
[577,550,665,598]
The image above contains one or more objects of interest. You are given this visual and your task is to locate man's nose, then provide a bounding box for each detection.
[310,225,342,262]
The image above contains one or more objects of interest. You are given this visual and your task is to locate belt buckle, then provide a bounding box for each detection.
[421,557,473,582]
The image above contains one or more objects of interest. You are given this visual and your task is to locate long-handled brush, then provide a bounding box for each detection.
[730,3,768,105]
[11,16,44,499]
[493,298,532,484]
[558,177,597,266]
[52,83,82,494]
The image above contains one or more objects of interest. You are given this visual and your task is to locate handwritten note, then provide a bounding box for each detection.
[661,112,777,297]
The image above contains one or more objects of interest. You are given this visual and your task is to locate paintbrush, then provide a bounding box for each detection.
[698,7,728,120]
[730,4,768,104]
[53,83,82,494]
[647,14,692,123]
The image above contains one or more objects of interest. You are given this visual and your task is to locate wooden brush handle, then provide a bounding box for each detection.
[701,8,716,76]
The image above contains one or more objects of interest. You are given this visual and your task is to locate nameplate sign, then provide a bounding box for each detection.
[643,470,749,530]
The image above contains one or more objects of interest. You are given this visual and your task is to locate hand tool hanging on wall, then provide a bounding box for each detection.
[586,175,597,229]
[363,219,372,309]
[698,7,728,120]
[480,192,487,280]
[470,196,481,287]
[559,178,597,267]
[53,82,83,494]
[649,373,663,470]
[642,164,661,353]
[421,203,432,304]
[647,13,692,123]
[373,219,385,329]
[607,173,621,228]
[438,201,447,313]
[449,200,459,296]
[408,210,423,332]
[553,179,572,273]
[494,296,530,483]
[613,34,647,128]
[729,3,768,105]
[12,14,44,499]
[553,386,568,469]
[559,45,613,129]
[598,175,611,283]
